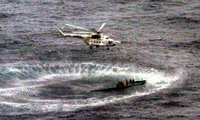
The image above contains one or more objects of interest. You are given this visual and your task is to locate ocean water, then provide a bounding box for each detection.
[0,0,199,119]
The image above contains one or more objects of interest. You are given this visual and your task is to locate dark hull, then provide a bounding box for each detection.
[91,80,146,92]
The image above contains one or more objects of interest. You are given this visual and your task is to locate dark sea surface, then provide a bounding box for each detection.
[0,0,199,119]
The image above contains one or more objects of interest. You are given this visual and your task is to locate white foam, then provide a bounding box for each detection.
[0,62,186,115]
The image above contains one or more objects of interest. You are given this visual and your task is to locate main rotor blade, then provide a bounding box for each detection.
[97,23,106,32]
[65,23,89,31]
[72,31,94,34]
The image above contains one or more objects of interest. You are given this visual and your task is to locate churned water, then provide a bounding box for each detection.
[0,0,199,119]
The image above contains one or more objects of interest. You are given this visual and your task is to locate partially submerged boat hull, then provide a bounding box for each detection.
[91,80,146,92]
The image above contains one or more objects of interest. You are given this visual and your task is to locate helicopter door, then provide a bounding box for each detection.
[108,41,112,44]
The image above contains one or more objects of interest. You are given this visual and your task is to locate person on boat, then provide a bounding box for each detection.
[120,81,124,87]
[129,79,131,83]
[125,79,129,86]
[116,81,120,88]
[116,80,124,88]
[129,79,132,83]
[116,80,122,88]
[132,79,135,83]
[129,79,135,84]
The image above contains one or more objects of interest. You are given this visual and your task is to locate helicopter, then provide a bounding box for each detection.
[56,23,121,50]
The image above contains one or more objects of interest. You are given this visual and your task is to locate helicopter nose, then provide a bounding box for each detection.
[115,40,121,44]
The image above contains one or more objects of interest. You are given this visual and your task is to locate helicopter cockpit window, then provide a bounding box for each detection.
[91,35,100,39]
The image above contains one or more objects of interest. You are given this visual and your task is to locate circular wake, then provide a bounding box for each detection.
[0,62,185,115]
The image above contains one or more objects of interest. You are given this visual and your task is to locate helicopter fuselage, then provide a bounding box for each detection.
[84,34,116,47]
[57,23,120,49]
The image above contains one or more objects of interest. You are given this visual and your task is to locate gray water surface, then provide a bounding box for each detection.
[0,0,199,119]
